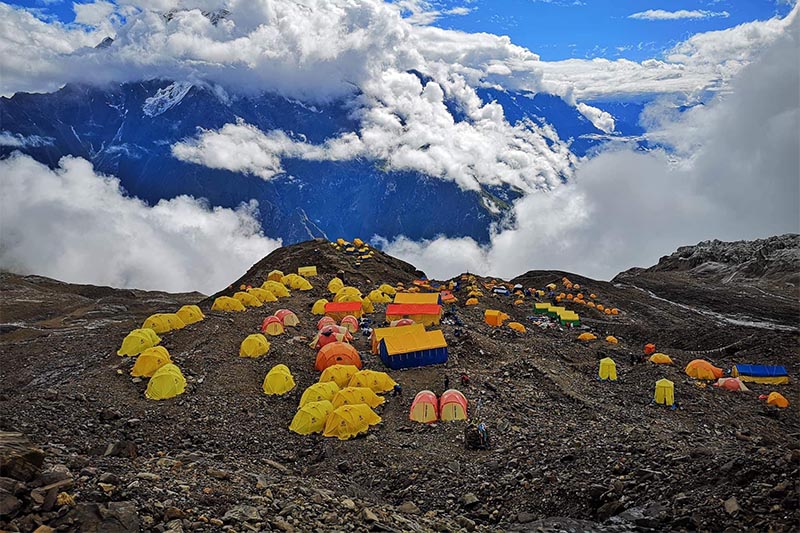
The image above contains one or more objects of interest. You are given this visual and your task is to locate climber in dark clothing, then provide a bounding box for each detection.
[444,375,450,391]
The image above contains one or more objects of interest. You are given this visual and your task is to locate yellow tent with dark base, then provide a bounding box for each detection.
[332,387,385,409]
[299,382,340,407]
[323,404,382,440]
[234,291,263,307]
[654,379,674,406]
[131,346,171,377]
[248,288,277,303]
[649,353,674,365]
[212,296,246,312]
[289,400,334,435]
[319,364,360,389]
[598,358,617,381]
[240,334,270,358]
[261,281,290,298]
[312,299,329,315]
[146,364,186,400]
[349,370,397,393]
[118,328,161,356]
[142,313,186,334]
[262,364,295,395]
[176,305,204,325]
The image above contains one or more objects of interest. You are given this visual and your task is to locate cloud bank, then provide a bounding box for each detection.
[381,19,800,281]
[0,153,281,294]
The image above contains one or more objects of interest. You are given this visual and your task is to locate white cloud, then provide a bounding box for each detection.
[0,131,55,147]
[73,1,116,27]
[173,70,578,192]
[629,10,730,21]
[575,103,615,133]
[381,18,800,280]
[0,153,281,293]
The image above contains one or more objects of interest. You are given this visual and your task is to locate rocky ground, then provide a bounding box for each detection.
[1,236,798,533]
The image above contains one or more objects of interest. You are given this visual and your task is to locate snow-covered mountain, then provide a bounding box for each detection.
[0,78,646,244]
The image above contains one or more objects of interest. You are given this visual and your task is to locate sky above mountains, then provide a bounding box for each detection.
[0,0,798,292]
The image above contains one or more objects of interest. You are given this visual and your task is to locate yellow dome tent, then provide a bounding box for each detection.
[234,291,262,307]
[767,392,789,408]
[332,387,385,409]
[289,400,334,435]
[368,289,391,303]
[299,382,340,408]
[176,305,204,325]
[508,322,526,333]
[267,270,284,282]
[118,328,161,356]
[484,310,510,327]
[361,298,374,314]
[248,287,277,303]
[297,278,313,291]
[598,358,617,381]
[328,278,344,294]
[211,296,246,312]
[312,299,329,315]
[654,379,674,406]
[379,284,396,296]
[465,298,479,306]
[353,238,364,247]
[649,353,674,365]
[319,364,360,389]
[262,364,295,396]
[323,404,381,440]
[145,364,186,400]
[131,346,171,377]
[605,336,619,344]
[577,332,597,342]
[349,370,397,394]
[240,334,270,358]
[261,281,290,298]
[142,313,186,334]
[334,287,362,302]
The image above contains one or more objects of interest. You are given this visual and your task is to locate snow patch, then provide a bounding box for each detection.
[143,82,193,118]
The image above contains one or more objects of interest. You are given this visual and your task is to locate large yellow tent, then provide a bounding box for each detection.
[211,296,246,312]
[323,405,381,440]
[261,281,290,298]
[654,379,674,406]
[332,387,385,409]
[319,364,360,389]
[145,364,186,400]
[649,353,674,365]
[131,346,171,377]
[240,334,270,358]
[349,370,397,394]
[289,400,334,435]
[598,358,617,381]
[312,299,329,315]
[176,305,204,325]
[262,364,295,395]
[248,287,277,303]
[370,323,426,354]
[118,328,161,356]
[142,313,186,334]
[299,382,340,407]
[327,278,344,294]
[234,291,263,308]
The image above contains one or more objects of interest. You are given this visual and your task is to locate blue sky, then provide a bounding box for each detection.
[429,0,794,60]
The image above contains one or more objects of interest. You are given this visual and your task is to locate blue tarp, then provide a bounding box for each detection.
[733,364,788,377]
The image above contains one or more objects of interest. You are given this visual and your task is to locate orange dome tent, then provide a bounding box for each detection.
[275,309,300,327]
[766,392,789,408]
[649,353,674,365]
[439,389,468,421]
[685,359,724,380]
[577,332,597,342]
[409,390,439,423]
[261,316,285,336]
[315,342,362,372]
